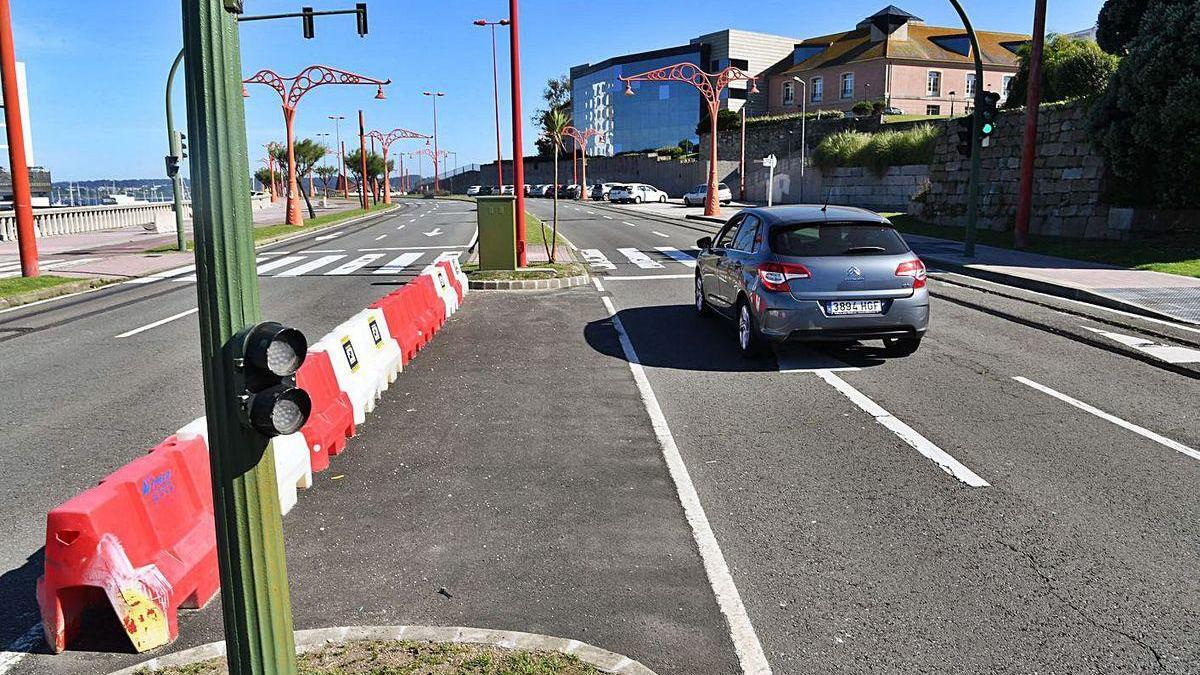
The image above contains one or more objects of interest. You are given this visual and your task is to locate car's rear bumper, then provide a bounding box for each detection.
[758,296,929,342]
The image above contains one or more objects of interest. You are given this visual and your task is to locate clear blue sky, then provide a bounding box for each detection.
[12,0,1103,181]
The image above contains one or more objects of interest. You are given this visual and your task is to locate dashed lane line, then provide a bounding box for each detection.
[115,307,199,338]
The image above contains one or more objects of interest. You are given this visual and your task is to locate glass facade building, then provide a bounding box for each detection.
[571,45,707,157]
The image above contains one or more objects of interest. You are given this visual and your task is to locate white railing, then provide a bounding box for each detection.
[0,202,194,241]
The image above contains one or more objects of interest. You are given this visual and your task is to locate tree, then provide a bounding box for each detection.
[1097,0,1152,54]
[1004,34,1120,108]
[534,74,572,157]
[541,109,571,263]
[314,165,338,197]
[270,139,328,218]
[696,108,741,137]
[1090,0,1200,207]
[253,167,273,194]
[344,149,388,202]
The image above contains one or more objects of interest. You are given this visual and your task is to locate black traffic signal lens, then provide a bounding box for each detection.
[248,384,312,437]
[244,322,307,377]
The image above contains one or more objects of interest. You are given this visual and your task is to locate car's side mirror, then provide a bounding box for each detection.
[697,236,713,250]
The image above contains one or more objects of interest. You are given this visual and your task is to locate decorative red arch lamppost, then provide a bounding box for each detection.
[561,126,602,201]
[244,65,390,225]
[408,143,449,193]
[620,63,757,216]
[368,127,431,204]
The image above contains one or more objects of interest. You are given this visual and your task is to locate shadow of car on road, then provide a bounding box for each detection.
[584,303,888,372]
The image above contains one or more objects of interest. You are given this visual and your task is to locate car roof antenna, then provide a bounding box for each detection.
[821,187,832,214]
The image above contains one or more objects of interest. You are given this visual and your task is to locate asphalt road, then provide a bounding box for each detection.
[3,197,1198,674]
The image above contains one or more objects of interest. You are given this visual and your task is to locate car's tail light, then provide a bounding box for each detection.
[895,258,927,289]
[758,261,811,292]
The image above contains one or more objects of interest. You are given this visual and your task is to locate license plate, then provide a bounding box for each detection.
[827,300,884,315]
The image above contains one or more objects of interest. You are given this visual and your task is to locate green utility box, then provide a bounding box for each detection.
[476,195,517,271]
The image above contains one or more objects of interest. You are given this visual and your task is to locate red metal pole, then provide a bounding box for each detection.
[739,106,746,202]
[572,142,577,187]
[491,24,504,189]
[268,149,278,203]
[509,0,527,266]
[431,97,441,193]
[1014,0,1046,249]
[283,108,303,224]
[358,110,368,209]
[0,0,36,277]
[340,141,348,198]
[382,146,392,204]
[705,100,720,216]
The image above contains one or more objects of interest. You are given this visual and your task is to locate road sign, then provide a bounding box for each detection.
[762,155,778,206]
[761,154,777,168]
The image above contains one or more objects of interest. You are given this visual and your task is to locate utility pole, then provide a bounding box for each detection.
[0,0,38,277]
[180,1,297,673]
[357,110,368,209]
[948,0,984,257]
[1015,0,1047,249]
[166,48,188,252]
[508,0,527,266]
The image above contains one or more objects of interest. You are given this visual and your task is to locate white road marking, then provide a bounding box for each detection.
[314,231,343,241]
[618,248,664,269]
[591,277,604,292]
[1081,326,1200,364]
[275,254,345,277]
[424,228,444,237]
[115,307,199,338]
[362,245,469,251]
[1013,376,1200,462]
[256,256,307,274]
[409,218,416,223]
[0,624,43,674]
[397,224,406,230]
[580,249,616,271]
[604,274,694,280]
[655,246,697,267]
[0,257,102,279]
[622,221,638,227]
[374,234,388,241]
[373,252,424,274]
[129,264,195,284]
[595,279,772,674]
[651,231,670,239]
[815,370,990,487]
[325,253,385,275]
[603,215,614,220]
[304,249,344,254]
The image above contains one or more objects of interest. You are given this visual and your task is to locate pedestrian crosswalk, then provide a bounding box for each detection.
[129,249,464,285]
[0,256,101,279]
[580,246,700,273]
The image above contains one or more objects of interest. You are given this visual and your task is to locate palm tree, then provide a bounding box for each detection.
[542,109,571,263]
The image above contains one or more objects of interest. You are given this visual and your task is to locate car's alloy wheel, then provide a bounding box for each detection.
[659,195,667,203]
[738,304,752,352]
[634,196,643,204]
[695,275,709,315]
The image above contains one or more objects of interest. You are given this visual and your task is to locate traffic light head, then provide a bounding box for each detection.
[977,90,1001,138]
[356,3,368,36]
[165,155,180,179]
[237,321,312,437]
[302,7,315,39]
[955,115,974,158]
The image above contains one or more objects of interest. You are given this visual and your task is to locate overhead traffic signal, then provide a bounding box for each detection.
[236,321,312,438]
[976,90,1001,146]
[955,114,974,158]
[355,3,368,36]
[302,7,315,39]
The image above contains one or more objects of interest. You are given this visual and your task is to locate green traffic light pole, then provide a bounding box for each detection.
[947,0,984,258]
[166,47,188,252]
[181,1,298,673]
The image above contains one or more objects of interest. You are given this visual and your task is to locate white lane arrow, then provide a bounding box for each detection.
[1082,326,1200,363]
[424,228,443,237]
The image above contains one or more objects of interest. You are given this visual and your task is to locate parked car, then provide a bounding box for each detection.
[466,185,483,196]
[682,182,733,207]
[883,106,905,115]
[589,182,619,200]
[523,184,533,196]
[500,185,515,196]
[694,206,928,358]
[557,183,580,199]
[609,183,668,204]
[535,184,553,197]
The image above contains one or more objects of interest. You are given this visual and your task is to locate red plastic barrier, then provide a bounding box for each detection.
[412,275,446,332]
[436,260,465,303]
[370,291,421,363]
[37,434,218,653]
[295,350,356,471]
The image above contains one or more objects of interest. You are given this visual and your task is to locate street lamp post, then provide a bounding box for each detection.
[244,65,390,225]
[265,143,280,202]
[422,91,445,193]
[473,19,509,189]
[622,63,758,216]
[562,126,601,201]
[0,0,38,277]
[357,110,368,209]
[328,114,346,197]
[791,77,808,203]
[368,127,431,204]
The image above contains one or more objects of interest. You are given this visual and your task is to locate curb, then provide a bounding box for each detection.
[684,213,728,226]
[469,274,589,291]
[920,253,1199,327]
[108,625,657,675]
[0,277,113,310]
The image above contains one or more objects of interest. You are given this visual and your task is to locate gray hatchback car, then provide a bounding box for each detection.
[695,206,929,357]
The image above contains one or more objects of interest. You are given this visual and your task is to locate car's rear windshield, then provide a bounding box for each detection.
[769,222,910,257]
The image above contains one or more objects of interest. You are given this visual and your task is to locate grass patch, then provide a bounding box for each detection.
[144,203,394,253]
[884,212,1200,278]
[0,274,82,299]
[524,211,567,250]
[812,125,938,174]
[135,639,604,674]
[464,262,586,281]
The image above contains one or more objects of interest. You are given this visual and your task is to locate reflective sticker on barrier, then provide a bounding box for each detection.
[82,534,172,653]
[341,336,360,372]
[368,318,384,349]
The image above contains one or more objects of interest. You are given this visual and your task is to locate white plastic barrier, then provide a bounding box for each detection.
[176,418,311,516]
[436,253,469,297]
[271,433,313,516]
[422,265,459,318]
[312,309,401,425]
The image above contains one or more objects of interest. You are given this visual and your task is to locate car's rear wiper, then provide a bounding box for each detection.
[841,246,888,254]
